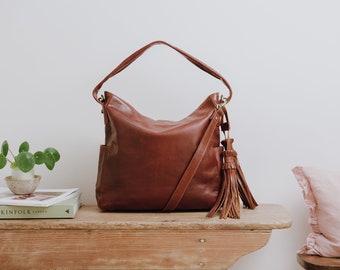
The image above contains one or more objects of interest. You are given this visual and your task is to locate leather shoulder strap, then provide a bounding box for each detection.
[162,108,224,212]
[92,40,232,104]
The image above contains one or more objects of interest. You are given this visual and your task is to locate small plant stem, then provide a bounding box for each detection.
[7,149,15,165]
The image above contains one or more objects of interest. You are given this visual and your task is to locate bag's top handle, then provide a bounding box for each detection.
[92,40,233,104]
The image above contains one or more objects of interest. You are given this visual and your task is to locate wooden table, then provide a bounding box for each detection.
[297,254,340,270]
[0,204,291,270]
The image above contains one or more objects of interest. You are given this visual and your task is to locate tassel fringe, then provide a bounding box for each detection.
[207,138,258,219]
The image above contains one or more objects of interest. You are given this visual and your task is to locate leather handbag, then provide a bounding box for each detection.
[92,40,257,218]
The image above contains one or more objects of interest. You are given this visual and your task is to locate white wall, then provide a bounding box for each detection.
[1,1,339,269]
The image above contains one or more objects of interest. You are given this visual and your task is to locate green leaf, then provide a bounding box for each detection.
[43,148,60,170]
[34,151,46,165]
[15,152,35,173]
[44,151,55,170]
[19,141,29,153]
[1,140,9,156]
[0,154,7,169]
[44,148,60,162]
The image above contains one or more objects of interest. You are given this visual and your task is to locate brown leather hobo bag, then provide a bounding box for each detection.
[92,41,257,218]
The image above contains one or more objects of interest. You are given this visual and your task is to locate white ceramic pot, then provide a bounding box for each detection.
[5,168,41,195]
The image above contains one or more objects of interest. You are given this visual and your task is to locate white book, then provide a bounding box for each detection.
[0,187,80,207]
[0,193,82,219]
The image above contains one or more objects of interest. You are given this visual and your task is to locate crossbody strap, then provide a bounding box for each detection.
[92,40,232,104]
[163,107,226,212]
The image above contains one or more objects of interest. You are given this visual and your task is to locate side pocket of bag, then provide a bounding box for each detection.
[95,144,111,207]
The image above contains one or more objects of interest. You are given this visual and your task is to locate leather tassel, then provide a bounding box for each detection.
[207,138,257,219]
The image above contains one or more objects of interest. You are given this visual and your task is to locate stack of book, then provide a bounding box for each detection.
[0,187,81,219]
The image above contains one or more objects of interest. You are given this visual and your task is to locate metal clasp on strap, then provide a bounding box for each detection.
[217,95,227,109]
[98,94,105,103]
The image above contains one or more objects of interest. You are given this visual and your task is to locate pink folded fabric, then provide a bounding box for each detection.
[293,166,340,257]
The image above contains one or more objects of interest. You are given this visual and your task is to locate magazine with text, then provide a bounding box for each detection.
[0,187,80,207]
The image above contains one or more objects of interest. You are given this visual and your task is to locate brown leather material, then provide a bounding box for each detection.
[93,41,257,218]
[92,40,232,105]
[207,138,258,219]
[162,108,224,212]
[96,92,223,211]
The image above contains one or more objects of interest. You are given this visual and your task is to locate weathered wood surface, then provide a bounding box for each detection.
[297,254,340,270]
[0,204,291,270]
[0,204,291,230]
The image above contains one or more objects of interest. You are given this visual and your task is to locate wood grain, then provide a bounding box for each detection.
[0,204,292,230]
[297,254,340,270]
[0,204,291,269]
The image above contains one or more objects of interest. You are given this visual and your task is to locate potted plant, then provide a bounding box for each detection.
[0,140,60,195]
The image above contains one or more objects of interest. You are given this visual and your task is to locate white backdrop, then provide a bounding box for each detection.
[1,1,340,269]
